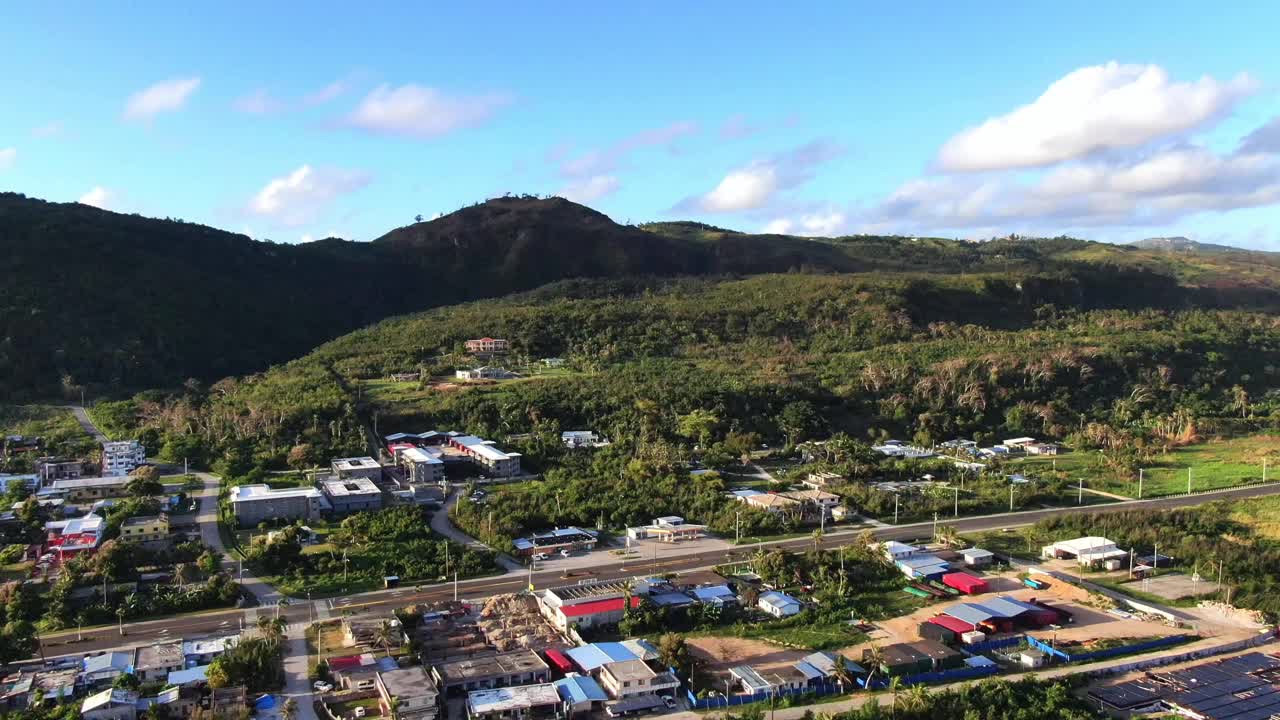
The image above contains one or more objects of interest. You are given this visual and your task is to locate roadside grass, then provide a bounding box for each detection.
[1228,494,1280,540]
[1007,435,1279,498]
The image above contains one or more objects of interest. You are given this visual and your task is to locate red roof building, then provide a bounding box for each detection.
[558,596,640,619]
[942,572,990,595]
[544,648,575,674]
[927,614,975,635]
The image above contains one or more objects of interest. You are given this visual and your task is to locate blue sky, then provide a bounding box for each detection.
[3,2,1279,248]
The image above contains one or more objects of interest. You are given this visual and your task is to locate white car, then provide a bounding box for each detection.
[559,548,572,557]
[662,696,676,709]
[532,553,549,561]
[312,681,333,692]
[354,708,367,718]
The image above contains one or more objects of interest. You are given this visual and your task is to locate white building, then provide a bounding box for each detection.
[331,457,383,482]
[448,435,522,478]
[562,430,602,449]
[879,541,919,562]
[758,591,802,618]
[101,440,145,476]
[320,477,383,514]
[228,484,328,526]
[401,447,445,484]
[1041,536,1127,566]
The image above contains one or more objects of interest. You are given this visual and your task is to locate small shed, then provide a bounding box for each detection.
[918,620,956,645]
[871,644,931,677]
[908,639,965,671]
[1019,649,1047,668]
[960,548,994,567]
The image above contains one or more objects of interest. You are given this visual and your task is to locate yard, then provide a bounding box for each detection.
[0,404,96,470]
[1007,434,1279,499]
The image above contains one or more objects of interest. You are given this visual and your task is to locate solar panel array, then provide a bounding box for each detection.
[1089,652,1280,718]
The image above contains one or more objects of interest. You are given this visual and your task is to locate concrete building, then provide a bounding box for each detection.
[377,666,439,720]
[541,581,640,631]
[48,475,129,502]
[119,514,170,545]
[402,447,446,484]
[802,471,842,490]
[228,484,327,526]
[598,660,679,700]
[182,635,238,665]
[101,440,145,476]
[879,541,920,562]
[432,650,550,695]
[134,642,184,683]
[960,548,995,567]
[739,492,800,514]
[561,431,601,449]
[466,683,560,720]
[331,457,383,482]
[320,477,383,514]
[779,489,842,516]
[36,460,83,483]
[625,516,706,543]
[81,688,138,720]
[447,435,522,477]
[45,514,104,562]
[456,367,519,381]
[80,651,134,687]
[465,338,509,354]
[514,527,598,557]
[555,675,608,717]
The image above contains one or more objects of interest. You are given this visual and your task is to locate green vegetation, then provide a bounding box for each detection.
[241,507,497,596]
[821,676,1103,720]
[1032,499,1280,616]
[0,405,95,472]
[208,619,286,691]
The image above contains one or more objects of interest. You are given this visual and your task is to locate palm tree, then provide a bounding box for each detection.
[862,644,884,690]
[831,657,856,692]
[811,528,824,554]
[173,562,196,586]
[373,619,397,657]
[889,676,903,719]
[903,684,929,714]
[280,698,298,720]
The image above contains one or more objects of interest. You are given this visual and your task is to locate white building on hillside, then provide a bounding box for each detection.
[101,440,145,476]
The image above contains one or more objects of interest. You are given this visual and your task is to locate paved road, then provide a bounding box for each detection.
[35,478,1280,659]
[64,404,108,442]
[431,489,521,571]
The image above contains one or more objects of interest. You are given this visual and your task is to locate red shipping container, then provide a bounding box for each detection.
[942,572,989,595]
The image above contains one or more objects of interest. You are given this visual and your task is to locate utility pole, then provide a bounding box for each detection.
[932,512,939,544]
[1187,467,1193,495]
[893,494,900,525]
[1009,485,1014,512]
[1138,468,1144,499]
[954,486,959,517]
[735,511,741,545]
[453,572,459,602]
[1077,478,1083,505]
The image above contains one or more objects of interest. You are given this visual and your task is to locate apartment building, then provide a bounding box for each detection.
[119,514,170,545]
[320,477,383,514]
[228,484,327,526]
[465,338,509,354]
[331,457,383,482]
[101,440,146,476]
[401,447,445,484]
[48,475,129,502]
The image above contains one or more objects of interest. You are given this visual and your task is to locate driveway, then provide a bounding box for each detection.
[64,404,108,442]
[432,489,522,571]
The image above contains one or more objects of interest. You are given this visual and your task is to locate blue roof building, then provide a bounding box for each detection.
[555,674,608,713]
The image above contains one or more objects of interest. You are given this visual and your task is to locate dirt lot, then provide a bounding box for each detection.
[687,636,807,673]
[1131,571,1220,601]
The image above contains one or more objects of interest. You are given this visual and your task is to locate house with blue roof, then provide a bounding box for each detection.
[564,643,641,673]
[80,651,134,687]
[690,585,737,606]
[555,674,609,716]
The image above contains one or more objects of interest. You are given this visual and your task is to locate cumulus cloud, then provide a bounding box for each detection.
[344,84,511,138]
[247,164,372,227]
[869,143,1280,231]
[0,148,15,170]
[558,121,699,178]
[937,63,1256,172]
[558,175,621,204]
[78,187,114,210]
[123,77,202,122]
[674,139,844,213]
[761,210,847,236]
[233,89,287,115]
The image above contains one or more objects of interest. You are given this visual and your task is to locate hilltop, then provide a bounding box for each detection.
[4,190,1280,398]
[1130,236,1258,253]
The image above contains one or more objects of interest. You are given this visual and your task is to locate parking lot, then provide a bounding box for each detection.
[1131,571,1220,601]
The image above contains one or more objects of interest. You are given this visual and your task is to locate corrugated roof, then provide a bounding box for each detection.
[555,675,607,704]
[558,596,639,619]
[980,596,1039,618]
[942,603,997,625]
[564,642,641,672]
[927,615,974,633]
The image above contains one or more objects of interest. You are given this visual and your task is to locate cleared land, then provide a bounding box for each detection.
[1007,434,1279,499]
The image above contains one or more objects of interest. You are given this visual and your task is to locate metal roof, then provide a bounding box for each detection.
[942,603,997,625]
[554,675,607,705]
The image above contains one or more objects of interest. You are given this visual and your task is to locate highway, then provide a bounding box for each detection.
[35,479,1280,658]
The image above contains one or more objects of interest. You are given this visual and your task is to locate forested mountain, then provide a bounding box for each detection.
[1130,236,1256,253]
[5,190,1280,399]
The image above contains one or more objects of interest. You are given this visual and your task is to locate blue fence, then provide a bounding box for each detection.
[861,664,999,690]
[684,680,849,710]
[1025,634,1192,663]
[962,636,1023,654]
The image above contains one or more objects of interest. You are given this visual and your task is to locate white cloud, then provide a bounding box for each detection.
[0,148,15,170]
[31,122,63,138]
[233,89,286,115]
[559,121,698,178]
[761,211,847,236]
[937,63,1256,172]
[344,83,510,138]
[675,139,844,213]
[248,164,372,227]
[78,187,114,210]
[304,79,349,106]
[123,77,202,122]
[700,166,779,212]
[869,143,1280,231]
[558,175,621,204]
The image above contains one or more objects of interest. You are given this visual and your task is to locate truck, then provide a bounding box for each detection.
[1023,577,1048,590]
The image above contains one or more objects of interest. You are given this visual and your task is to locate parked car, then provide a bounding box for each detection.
[356,679,376,691]
[312,681,333,692]
[662,696,676,709]
[559,548,572,557]
[532,553,549,561]
[354,708,367,718]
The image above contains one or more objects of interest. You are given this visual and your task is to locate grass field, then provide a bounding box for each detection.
[1007,434,1279,498]
[1228,494,1280,540]
[0,404,95,468]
